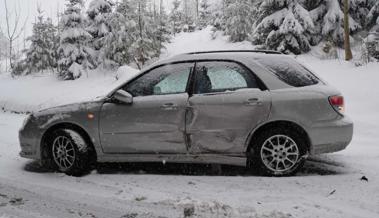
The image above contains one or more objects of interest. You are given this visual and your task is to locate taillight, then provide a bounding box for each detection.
[329,95,345,115]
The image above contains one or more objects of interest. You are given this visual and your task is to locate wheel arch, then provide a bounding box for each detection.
[40,122,97,162]
[246,120,311,155]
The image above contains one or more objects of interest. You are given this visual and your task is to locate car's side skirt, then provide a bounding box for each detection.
[97,153,247,167]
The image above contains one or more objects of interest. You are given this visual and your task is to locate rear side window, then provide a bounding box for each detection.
[254,57,321,87]
[194,61,259,94]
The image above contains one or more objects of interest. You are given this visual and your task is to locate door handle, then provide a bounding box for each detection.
[244,98,262,106]
[160,103,178,110]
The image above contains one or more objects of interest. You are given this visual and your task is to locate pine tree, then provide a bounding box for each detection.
[151,4,170,56]
[211,11,225,33]
[0,30,10,73]
[23,8,59,74]
[130,0,155,69]
[211,0,238,35]
[349,0,370,30]
[224,0,254,42]
[0,31,9,62]
[103,5,133,67]
[58,0,93,80]
[367,0,379,31]
[198,0,211,29]
[87,0,114,69]
[182,0,196,32]
[103,0,168,69]
[252,0,315,54]
[169,0,184,34]
[301,0,362,46]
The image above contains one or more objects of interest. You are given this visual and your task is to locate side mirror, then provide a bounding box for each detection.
[113,90,133,104]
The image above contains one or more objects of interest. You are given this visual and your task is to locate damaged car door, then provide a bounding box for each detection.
[186,61,271,154]
[99,63,194,154]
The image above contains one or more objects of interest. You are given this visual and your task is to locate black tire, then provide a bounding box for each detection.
[248,126,308,176]
[48,129,90,176]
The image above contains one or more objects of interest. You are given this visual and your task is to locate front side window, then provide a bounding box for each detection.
[254,57,321,87]
[125,63,193,97]
[194,61,259,94]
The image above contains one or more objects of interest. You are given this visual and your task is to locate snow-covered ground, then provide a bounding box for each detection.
[0,66,139,113]
[1,28,379,218]
[161,27,256,58]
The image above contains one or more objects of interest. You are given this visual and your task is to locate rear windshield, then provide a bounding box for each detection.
[254,57,321,87]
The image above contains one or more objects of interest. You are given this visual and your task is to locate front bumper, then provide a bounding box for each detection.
[308,116,353,155]
[19,116,42,160]
[19,132,41,160]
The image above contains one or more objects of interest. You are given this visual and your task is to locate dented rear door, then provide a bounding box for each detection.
[186,61,271,154]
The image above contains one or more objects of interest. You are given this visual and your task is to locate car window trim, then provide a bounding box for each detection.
[106,59,268,100]
[191,88,263,97]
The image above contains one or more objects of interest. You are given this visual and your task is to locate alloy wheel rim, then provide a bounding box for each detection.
[52,136,75,171]
[260,135,299,173]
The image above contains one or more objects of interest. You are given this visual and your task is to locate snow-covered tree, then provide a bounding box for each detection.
[224,0,254,42]
[87,0,114,68]
[58,0,93,80]
[252,0,315,54]
[197,0,212,29]
[0,30,9,73]
[365,0,379,61]
[301,0,362,46]
[116,0,137,20]
[349,0,370,30]
[182,0,196,32]
[0,31,9,61]
[129,0,156,69]
[210,0,233,32]
[23,8,58,74]
[103,3,134,67]
[169,0,184,34]
[11,8,59,76]
[151,4,170,56]
[101,0,168,69]
[367,0,379,31]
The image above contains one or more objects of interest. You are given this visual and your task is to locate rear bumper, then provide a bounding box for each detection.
[308,116,353,155]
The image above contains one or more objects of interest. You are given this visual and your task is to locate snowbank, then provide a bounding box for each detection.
[0,67,139,113]
[161,26,256,58]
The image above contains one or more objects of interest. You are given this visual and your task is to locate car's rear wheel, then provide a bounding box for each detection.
[49,129,90,176]
[249,127,307,176]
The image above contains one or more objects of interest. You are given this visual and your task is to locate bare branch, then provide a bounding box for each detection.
[3,0,29,69]
[5,0,12,40]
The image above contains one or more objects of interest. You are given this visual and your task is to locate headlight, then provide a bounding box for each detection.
[20,114,33,132]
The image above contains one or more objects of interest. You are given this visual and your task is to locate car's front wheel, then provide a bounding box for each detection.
[249,127,308,176]
[49,129,90,176]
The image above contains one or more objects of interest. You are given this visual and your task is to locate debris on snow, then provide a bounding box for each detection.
[360,176,369,182]
[183,204,195,217]
[134,196,147,202]
[9,197,24,206]
[327,189,336,197]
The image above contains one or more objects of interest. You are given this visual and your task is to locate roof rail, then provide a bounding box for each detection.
[185,50,282,55]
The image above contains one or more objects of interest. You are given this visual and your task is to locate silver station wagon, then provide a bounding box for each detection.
[19,50,353,176]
